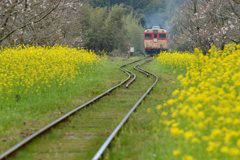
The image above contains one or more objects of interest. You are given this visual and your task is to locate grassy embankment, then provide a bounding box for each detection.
[105,56,184,160]
[106,43,240,160]
[1,45,172,160]
[0,45,105,153]
[8,43,238,160]
[11,57,159,160]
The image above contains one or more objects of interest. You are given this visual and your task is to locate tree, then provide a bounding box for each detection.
[79,4,127,53]
[125,12,145,52]
[80,5,108,50]
[0,0,62,46]
[0,0,87,47]
[171,0,240,55]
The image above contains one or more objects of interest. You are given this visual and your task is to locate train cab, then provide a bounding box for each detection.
[144,26,169,55]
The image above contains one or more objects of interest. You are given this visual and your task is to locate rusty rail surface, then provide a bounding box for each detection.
[92,59,158,160]
[0,59,144,160]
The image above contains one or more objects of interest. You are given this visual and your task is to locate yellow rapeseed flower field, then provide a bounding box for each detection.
[0,45,101,102]
[156,43,240,159]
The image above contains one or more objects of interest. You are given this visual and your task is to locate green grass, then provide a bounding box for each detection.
[7,57,155,160]
[0,57,128,154]
[105,60,183,160]
[1,56,183,160]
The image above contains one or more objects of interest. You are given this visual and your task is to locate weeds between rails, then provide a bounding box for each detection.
[92,59,158,160]
[0,58,150,160]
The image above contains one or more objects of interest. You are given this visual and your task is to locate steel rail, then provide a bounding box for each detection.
[118,59,146,89]
[137,60,153,73]
[92,59,158,160]
[134,64,149,77]
[136,59,153,72]
[125,69,136,88]
[0,59,144,160]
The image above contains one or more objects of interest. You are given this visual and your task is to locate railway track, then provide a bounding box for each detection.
[92,59,158,160]
[0,58,158,160]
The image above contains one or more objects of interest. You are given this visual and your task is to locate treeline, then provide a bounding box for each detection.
[80,4,145,54]
[89,0,185,28]
[0,0,187,55]
[4,0,238,55]
[0,0,146,55]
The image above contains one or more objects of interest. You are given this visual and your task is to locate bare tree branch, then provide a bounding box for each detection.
[228,0,240,19]
[0,0,62,43]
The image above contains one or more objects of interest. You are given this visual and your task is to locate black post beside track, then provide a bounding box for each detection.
[92,59,158,160]
[0,59,145,160]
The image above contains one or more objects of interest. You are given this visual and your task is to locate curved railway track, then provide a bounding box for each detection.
[0,58,158,160]
[92,59,158,160]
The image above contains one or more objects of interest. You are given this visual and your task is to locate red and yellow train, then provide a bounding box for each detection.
[144,26,169,56]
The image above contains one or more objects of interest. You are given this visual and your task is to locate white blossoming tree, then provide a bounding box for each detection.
[0,0,86,47]
[172,0,240,55]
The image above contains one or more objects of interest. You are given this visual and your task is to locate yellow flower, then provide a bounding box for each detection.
[191,138,200,143]
[184,131,194,139]
[170,127,182,136]
[229,148,240,156]
[220,146,229,153]
[172,89,180,96]
[207,146,213,152]
[237,139,240,148]
[182,155,195,160]
[156,105,162,110]
[172,149,180,156]
[0,45,101,101]
[167,99,175,105]
[156,43,240,159]
[161,112,168,116]
[210,129,222,139]
[172,123,179,127]
[177,75,183,80]
[202,136,209,141]
[146,108,151,113]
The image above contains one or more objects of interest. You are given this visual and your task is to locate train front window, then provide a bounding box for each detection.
[159,34,166,38]
[145,34,152,38]
[154,34,157,38]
